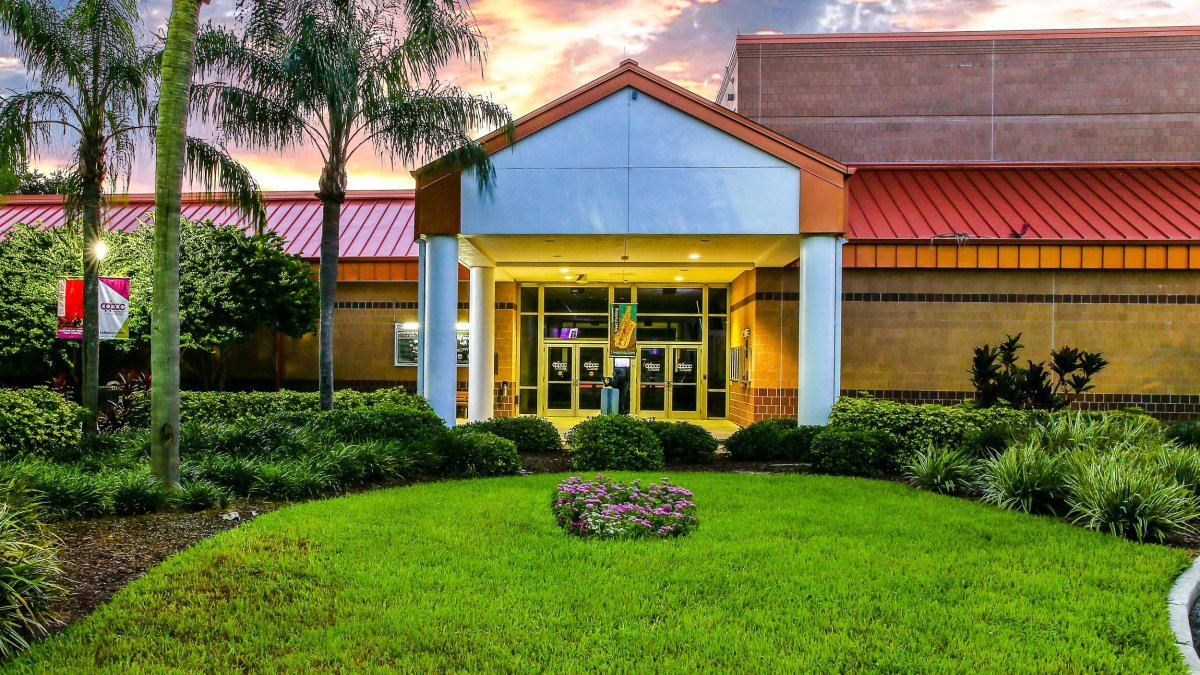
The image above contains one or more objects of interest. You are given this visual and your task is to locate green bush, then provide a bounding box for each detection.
[808,428,900,477]
[111,470,169,516]
[643,421,718,464]
[725,418,820,462]
[0,504,63,657]
[978,440,1070,515]
[187,454,263,497]
[249,461,329,501]
[0,387,87,458]
[829,396,1029,459]
[1027,412,1162,454]
[172,480,230,511]
[1155,444,1200,497]
[316,403,447,447]
[566,416,663,471]
[178,417,320,459]
[1066,455,1199,543]
[904,446,978,495]
[1,461,113,521]
[443,430,521,477]
[1167,421,1200,449]
[166,387,430,425]
[460,416,562,454]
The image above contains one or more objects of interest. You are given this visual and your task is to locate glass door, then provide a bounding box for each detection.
[543,344,607,416]
[669,346,700,418]
[545,345,575,416]
[637,346,668,416]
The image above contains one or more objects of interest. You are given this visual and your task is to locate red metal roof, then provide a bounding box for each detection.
[847,165,1200,242]
[0,190,417,259]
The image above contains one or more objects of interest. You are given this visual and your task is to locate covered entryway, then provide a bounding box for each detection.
[413,60,850,427]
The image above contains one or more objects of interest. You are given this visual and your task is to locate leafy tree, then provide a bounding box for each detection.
[0,218,319,392]
[0,0,264,439]
[970,333,1109,411]
[194,0,512,409]
[0,162,72,194]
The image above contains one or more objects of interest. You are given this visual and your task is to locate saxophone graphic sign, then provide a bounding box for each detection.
[609,303,637,357]
[57,277,131,340]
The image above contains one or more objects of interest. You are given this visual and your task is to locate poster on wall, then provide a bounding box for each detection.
[609,303,637,356]
[394,325,418,366]
[57,277,131,340]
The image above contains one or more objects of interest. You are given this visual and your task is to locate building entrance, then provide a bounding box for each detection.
[543,344,607,417]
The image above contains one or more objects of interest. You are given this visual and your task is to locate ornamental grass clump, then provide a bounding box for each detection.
[552,475,697,540]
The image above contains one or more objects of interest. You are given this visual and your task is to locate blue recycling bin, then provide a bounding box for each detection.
[600,386,620,415]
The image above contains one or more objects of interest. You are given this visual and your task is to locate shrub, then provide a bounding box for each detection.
[978,441,1070,515]
[1027,412,1162,454]
[644,421,718,464]
[1167,422,1200,449]
[443,430,521,477]
[1153,444,1200,497]
[179,417,321,459]
[172,480,230,511]
[551,475,697,539]
[316,403,447,447]
[725,418,819,462]
[111,470,169,516]
[166,387,430,426]
[3,462,113,521]
[809,428,900,478]
[0,504,63,657]
[460,416,562,454]
[0,387,87,458]
[970,333,1108,411]
[187,454,263,497]
[566,416,663,471]
[249,461,328,501]
[904,446,978,495]
[829,396,1028,460]
[1066,455,1200,542]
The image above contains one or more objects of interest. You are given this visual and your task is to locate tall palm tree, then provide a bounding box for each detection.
[195,0,511,409]
[0,0,263,443]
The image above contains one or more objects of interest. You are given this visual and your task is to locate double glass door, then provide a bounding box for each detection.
[544,344,606,416]
[636,345,700,419]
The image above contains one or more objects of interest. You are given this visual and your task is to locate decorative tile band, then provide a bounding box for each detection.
[843,292,1200,305]
[333,301,473,310]
[730,291,801,312]
[841,389,1200,421]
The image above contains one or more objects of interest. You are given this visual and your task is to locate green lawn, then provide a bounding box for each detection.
[5,474,1192,673]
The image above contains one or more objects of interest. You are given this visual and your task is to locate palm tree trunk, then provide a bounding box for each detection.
[317,197,340,410]
[80,169,101,433]
[150,0,202,488]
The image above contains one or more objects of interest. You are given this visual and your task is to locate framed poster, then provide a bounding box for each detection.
[394,325,418,366]
[609,303,637,356]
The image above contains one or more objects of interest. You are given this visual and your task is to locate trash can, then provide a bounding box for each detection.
[600,384,619,415]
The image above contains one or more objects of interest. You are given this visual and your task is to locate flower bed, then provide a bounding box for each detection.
[551,475,697,539]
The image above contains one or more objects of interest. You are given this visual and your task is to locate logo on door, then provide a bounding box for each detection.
[675,362,693,373]
[643,362,661,372]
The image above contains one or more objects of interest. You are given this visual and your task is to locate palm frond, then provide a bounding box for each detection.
[191,82,311,150]
[184,136,267,233]
[0,0,82,85]
[0,89,81,170]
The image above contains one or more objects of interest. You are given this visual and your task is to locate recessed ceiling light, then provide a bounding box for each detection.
[689,253,700,260]
[562,275,573,280]
[559,268,570,273]
[674,276,684,281]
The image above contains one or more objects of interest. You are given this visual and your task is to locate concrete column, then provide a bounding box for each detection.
[467,265,495,421]
[415,237,426,397]
[425,234,459,426]
[797,235,841,425]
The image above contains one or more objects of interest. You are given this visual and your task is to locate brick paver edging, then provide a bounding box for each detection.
[1168,555,1200,673]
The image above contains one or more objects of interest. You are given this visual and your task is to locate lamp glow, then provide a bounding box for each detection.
[92,240,109,261]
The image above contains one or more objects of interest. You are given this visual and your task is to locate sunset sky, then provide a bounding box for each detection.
[4,0,1200,192]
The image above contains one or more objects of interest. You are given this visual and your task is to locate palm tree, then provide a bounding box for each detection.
[0,0,263,443]
[195,0,511,409]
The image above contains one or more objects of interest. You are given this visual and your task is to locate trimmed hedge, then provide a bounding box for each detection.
[0,387,87,458]
[567,416,664,471]
[443,430,521,477]
[725,418,823,462]
[138,387,432,426]
[644,420,718,464]
[809,428,901,478]
[460,416,562,454]
[829,396,1029,460]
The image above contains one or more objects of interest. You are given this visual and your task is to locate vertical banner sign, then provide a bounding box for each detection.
[609,303,637,356]
[57,277,131,340]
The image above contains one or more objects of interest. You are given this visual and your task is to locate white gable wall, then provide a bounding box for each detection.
[460,87,800,236]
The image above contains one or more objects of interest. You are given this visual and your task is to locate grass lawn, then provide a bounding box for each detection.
[5,473,1191,673]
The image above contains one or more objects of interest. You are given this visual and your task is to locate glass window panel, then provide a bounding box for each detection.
[544,315,608,340]
[614,287,632,303]
[519,388,538,415]
[544,286,608,314]
[706,391,726,418]
[519,315,538,384]
[637,287,702,314]
[519,286,538,312]
[636,315,702,342]
[709,287,728,314]
[708,316,727,389]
